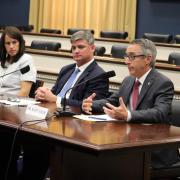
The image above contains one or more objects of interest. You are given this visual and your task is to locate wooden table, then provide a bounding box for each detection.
[0,101,180,180]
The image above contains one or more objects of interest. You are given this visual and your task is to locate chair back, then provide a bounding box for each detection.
[151,160,180,179]
[17,25,34,32]
[40,28,61,34]
[29,80,44,98]
[150,99,180,179]
[174,35,180,44]
[168,52,180,65]
[30,40,61,51]
[111,45,128,58]
[94,46,106,56]
[100,31,128,39]
[170,99,180,126]
[143,33,173,43]
[67,28,94,35]
[0,26,5,30]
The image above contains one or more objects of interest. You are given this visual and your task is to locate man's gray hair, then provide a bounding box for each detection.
[131,38,157,67]
[70,30,94,45]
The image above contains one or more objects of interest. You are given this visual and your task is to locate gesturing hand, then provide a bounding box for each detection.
[82,93,96,114]
[103,97,128,121]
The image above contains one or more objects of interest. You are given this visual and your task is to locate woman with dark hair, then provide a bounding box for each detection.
[0,26,36,180]
[0,26,36,96]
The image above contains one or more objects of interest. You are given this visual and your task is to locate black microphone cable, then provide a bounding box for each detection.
[4,113,56,180]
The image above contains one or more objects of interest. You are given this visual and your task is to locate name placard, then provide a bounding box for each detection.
[26,104,48,119]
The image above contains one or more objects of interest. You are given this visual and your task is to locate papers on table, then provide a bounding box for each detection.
[0,98,40,106]
[73,114,117,122]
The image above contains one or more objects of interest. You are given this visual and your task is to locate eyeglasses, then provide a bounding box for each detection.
[123,54,146,61]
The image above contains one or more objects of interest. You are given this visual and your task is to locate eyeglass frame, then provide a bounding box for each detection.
[123,54,146,61]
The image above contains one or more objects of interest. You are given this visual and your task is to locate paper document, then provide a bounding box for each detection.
[0,98,40,106]
[73,114,117,122]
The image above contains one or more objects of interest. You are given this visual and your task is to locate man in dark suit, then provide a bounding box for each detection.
[22,31,109,180]
[35,30,109,107]
[82,38,179,170]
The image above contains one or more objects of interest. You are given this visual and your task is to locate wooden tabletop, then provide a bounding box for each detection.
[0,100,180,151]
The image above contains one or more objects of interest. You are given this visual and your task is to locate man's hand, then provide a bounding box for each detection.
[103,97,128,120]
[82,93,96,114]
[35,87,57,102]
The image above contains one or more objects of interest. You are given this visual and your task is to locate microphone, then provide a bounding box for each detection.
[55,70,116,117]
[0,65,30,78]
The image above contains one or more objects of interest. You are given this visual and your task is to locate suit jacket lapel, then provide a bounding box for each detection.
[124,78,135,105]
[56,67,75,94]
[73,61,95,86]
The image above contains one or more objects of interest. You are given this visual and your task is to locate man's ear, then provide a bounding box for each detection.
[146,55,153,66]
[91,44,96,52]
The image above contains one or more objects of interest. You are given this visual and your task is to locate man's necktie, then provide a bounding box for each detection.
[58,68,80,98]
[132,80,140,110]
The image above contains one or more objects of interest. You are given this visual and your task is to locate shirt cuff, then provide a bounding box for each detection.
[56,96,62,108]
[127,110,132,122]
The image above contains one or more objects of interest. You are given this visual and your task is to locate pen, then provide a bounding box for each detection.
[88,116,106,120]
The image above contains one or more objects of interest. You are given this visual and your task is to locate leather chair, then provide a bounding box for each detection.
[30,40,61,51]
[0,26,5,30]
[40,28,61,34]
[111,45,128,58]
[143,33,173,43]
[174,35,180,44]
[151,99,180,179]
[67,28,94,35]
[151,161,180,179]
[171,99,180,126]
[94,46,106,56]
[100,31,128,39]
[17,25,34,32]
[29,80,44,98]
[168,52,180,65]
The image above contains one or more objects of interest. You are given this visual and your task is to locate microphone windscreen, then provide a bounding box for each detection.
[20,65,30,74]
[101,70,116,79]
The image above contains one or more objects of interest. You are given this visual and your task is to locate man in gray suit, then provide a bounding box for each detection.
[82,38,179,169]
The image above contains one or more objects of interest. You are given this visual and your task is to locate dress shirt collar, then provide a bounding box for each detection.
[136,68,152,86]
[75,59,94,73]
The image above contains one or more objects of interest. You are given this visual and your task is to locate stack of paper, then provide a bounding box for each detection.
[0,98,40,106]
[73,114,117,122]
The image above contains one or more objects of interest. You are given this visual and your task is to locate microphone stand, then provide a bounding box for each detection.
[63,90,70,112]
[0,69,22,78]
[55,87,77,117]
[63,88,76,116]
[0,65,30,78]
[55,70,116,117]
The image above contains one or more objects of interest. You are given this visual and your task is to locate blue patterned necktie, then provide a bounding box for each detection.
[58,68,80,98]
